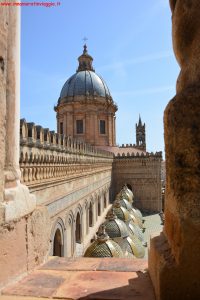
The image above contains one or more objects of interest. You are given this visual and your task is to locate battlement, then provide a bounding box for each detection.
[120,143,144,148]
[114,151,162,158]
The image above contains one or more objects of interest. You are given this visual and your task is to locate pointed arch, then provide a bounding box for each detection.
[75,212,81,243]
[50,217,65,257]
[89,201,93,227]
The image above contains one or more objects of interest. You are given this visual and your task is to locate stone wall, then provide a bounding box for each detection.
[149,1,200,299]
[112,152,162,212]
[0,207,50,289]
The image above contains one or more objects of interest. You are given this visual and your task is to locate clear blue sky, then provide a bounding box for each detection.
[21,0,180,154]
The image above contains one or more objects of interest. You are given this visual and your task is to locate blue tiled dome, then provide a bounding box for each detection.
[60,70,111,99]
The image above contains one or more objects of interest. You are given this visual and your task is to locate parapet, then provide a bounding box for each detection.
[114,151,162,158]
[20,118,113,158]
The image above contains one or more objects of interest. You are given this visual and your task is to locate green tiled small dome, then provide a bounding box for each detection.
[103,209,129,239]
[84,225,123,258]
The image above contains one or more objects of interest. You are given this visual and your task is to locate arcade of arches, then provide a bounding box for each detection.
[50,190,110,257]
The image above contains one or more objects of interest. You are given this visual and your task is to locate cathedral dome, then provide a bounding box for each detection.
[59,44,113,102]
[55,44,118,147]
[60,70,111,99]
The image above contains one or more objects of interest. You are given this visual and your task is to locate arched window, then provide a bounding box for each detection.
[53,228,62,257]
[98,198,101,216]
[89,202,93,227]
[75,212,81,243]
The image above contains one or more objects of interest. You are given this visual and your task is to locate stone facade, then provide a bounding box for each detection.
[112,152,162,212]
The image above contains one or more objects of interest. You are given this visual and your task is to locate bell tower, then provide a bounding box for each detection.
[136,115,146,151]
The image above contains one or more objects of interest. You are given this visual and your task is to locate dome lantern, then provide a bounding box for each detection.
[77,44,95,72]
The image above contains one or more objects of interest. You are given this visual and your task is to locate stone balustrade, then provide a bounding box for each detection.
[20,119,113,187]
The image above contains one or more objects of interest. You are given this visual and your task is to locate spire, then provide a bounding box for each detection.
[136,115,146,151]
[77,44,95,72]
[138,114,142,126]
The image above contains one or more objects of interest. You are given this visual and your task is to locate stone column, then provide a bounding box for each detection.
[1,6,35,222]
[108,113,112,146]
[149,1,200,299]
[4,5,21,186]
[0,8,8,210]
[63,114,67,135]
[66,111,73,137]
[85,112,90,143]
[113,115,116,146]
[56,114,59,134]
[94,113,98,145]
